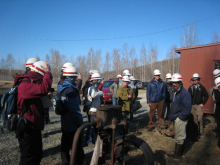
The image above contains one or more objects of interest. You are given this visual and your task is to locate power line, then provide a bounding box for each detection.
[0,13,220,42]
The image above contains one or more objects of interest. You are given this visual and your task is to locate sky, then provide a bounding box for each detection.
[0,0,220,64]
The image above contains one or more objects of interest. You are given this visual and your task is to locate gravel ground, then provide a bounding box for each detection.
[0,90,149,165]
[1,87,220,165]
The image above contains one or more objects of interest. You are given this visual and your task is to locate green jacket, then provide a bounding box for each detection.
[109,82,119,98]
[117,85,135,112]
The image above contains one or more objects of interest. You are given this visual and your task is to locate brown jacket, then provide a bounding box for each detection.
[117,85,135,112]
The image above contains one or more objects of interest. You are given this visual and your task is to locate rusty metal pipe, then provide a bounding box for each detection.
[122,125,125,164]
[69,121,97,165]
[111,119,116,165]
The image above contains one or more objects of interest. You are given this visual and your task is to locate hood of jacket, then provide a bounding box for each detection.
[14,75,30,86]
[57,79,79,94]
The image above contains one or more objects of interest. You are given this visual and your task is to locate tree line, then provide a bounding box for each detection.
[0,42,180,84]
[0,24,219,84]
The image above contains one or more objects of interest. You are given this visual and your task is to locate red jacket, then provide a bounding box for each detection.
[16,71,52,130]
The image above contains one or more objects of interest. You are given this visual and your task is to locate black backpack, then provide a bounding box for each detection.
[0,81,27,132]
[54,92,68,115]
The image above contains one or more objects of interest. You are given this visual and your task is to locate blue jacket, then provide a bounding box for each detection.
[146,78,166,103]
[57,79,83,132]
[168,85,192,121]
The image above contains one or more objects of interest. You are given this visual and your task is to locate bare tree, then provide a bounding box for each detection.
[70,55,75,66]
[75,54,87,84]
[50,49,62,83]
[113,48,121,76]
[87,47,94,70]
[181,22,200,47]
[93,49,101,71]
[121,43,130,70]
[0,58,5,77]
[45,54,50,63]
[140,43,147,81]
[103,52,111,79]
[129,45,137,77]
[60,54,67,67]
[6,54,15,76]
[36,55,40,61]
[211,31,220,43]
[166,45,178,74]
[148,43,158,73]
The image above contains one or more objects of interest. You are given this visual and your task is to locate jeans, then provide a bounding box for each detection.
[112,97,118,105]
[162,101,170,120]
[85,115,97,145]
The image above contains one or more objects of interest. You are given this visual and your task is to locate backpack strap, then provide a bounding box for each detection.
[87,87,93,108]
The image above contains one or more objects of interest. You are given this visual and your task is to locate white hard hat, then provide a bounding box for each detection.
[215,77,220,88]
[30,61,46,76]
[213,69,220,78]
[26,58,37,68]
[63,66,78,77]
[122,76,130,82]
[62,62,73,70]
[123,69,131,76]
[166,73,172,79]
[89,70,98,75]
[130,76,137,81]
[154,69,161,75]
[192,73,200,80]
[170,73,182,82]
[91,72,102,80]
[117,74,122,78]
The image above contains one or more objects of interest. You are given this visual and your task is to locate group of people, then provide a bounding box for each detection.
[15,58,139,165]
[146,68,220,160]
[13,56,220,164]
[14,59,86,165]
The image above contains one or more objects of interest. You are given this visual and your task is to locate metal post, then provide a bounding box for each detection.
[111,119,116,165]
[69,121,97,165]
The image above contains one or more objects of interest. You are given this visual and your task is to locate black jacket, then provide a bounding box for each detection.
[165,82,173,103]
[188,83,208,105]
[214,89,220,119]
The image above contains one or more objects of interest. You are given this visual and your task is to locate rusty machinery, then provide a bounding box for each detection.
[69,105,154,165]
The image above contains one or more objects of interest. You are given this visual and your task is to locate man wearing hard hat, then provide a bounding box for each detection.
[209,69,220,114]
[147,69,166,130]
[188,73,208,140]
[167,73,191,160]
[214,77,220,148]
[162,73,173,120]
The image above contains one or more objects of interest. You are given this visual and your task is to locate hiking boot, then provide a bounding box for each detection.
[165,143,177,158]
[166,143,183,160]
[174,143,183,160]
